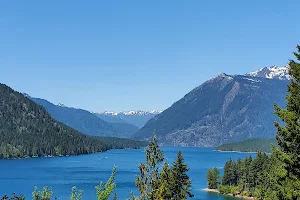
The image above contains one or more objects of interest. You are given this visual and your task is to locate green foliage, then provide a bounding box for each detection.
[1,193,25,200]
[168,151,194,199]
[206,168,220,189]
[133,137,193,200]
[70,187,83,200]
[155,161,172,200]
[95,166,117,200]
[0,84,147,159]
[216,138,278,153]
[273,45,300,199]
[218,185,231,195]
[134,136,164,200]
[32,187,53,200]
[211,153,270,198]
[222,158,237,186]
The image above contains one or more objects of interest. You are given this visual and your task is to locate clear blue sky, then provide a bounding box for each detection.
[1,0,299,112]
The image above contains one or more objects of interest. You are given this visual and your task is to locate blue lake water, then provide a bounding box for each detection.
[0,147,256,200]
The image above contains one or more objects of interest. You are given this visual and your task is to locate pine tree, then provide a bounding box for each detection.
[156,161,172,200]
[70,187,83,200]
[134,136,164,200]
[95,166,117,200]
[206,168,220,189]
[273,45,300,199]
[222,158,237,186]
[169,151,194,200]
[32,187,53,200]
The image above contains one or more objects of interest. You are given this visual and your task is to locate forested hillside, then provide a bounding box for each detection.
[0,84,146,159]
[216,138,277,153]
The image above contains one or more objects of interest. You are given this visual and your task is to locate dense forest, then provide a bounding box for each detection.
[207,152,273,198]
[0,84,147,159]
[207,45,300,199]
[216,138,278,153]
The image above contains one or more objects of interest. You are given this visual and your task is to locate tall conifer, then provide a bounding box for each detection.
[274,45,300,199]
[169,151,194,200]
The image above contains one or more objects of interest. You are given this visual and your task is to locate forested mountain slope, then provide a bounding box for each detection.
[0,84,146,159]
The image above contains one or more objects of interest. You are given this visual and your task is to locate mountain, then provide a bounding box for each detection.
[132,72,288,147]
[216,138,278,153]
[246,65,290,80]
[94,112,127,124]
[96,110,163,128]
[29,97,139,138]
[0,83,146,159]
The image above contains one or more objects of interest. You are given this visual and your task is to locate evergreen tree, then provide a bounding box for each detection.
[156,162,172,200]
[222,158,237,186]
[206,168,220,189]
[95,166,117,200]
[169,151,194,200]
[32,187,53,200]
[70,187,83,200]
[134,136,164,200]
[273,45,300,199]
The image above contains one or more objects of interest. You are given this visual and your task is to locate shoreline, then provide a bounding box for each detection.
[0,147,145,161]
[214,150,259,154]
[214,149,271,154]
[202,188,255,200]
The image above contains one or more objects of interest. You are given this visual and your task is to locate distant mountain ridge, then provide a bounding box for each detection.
[133,67,288,147]
[26,96,139,138]
[96,110,163,128]
[102,110,163,116]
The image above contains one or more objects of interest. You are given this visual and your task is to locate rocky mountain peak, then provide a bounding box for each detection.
[246,65,290,80]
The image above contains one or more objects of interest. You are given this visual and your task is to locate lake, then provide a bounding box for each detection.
[0,147,256,200]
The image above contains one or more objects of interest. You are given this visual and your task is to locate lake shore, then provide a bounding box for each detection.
[214,150,259,154]
[203,188,255,200]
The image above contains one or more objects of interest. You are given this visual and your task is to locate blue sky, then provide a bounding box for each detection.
[1,0,299,112]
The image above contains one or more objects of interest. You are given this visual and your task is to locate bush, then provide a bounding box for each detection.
[230,186,239,196]
[219,185,231,194]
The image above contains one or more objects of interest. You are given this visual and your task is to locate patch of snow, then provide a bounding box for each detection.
[100,110,163,116]
[102,111,118,116]
[218,73,234,80]
[23,93,31,98]
[57,103,67,107]
[242,77,261,83]
[246,65,290,80]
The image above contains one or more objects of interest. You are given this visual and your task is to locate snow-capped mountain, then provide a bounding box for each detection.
[133,72,289,147]
[246,65,290,80]
[96,110,163,128]
[120,110,162,116]
[101,110,162,116]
